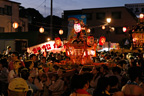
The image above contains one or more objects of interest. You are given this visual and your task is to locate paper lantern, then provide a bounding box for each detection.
[39,27,44,33]
[13,22,19,29]
[59,29,63,35]
[74,23,81,33]
[123,27,127,32]
[99,36,106,46]
[87,36,94,46]
[55,37,62,48]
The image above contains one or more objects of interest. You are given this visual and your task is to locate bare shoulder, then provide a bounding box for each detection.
[113,91,124,96]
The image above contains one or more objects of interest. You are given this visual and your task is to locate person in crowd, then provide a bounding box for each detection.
[70,73,92,96]
[93,77,110,96]
[109,76,124,96]
[8,52,25,71]
[112,67,122,88]
[8,77,29,96]
[90,66,100,88]
[8,60,22,82]
[122,66,144,96]
[0,58,9,96]
[5,46,12,55]
[99,64,112,77]
[20,67,38,96]
[49,67,65,96]
[23,51,29,61]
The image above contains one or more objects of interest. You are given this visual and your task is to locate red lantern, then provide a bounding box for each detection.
[123,27,127,32]
[55,37,62,48]
[87,36,94,46]
[99,36,106,46]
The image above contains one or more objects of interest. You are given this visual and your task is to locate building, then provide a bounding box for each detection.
[62,7,137,43]
[0,0,28,33]
[125,3,144,17]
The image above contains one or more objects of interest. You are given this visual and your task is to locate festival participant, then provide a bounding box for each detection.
[90,66,100,88]
[49,67,65,96]
[70,73,92,96]
[8,60,22,82]
[93,77,111,96]
[0,59,9,96]
[8,52,25,71]
[20,67,38,96]
[5,46,12,55]
[122,67,144,96]
[8,78,29,96]
[109,76,124,96]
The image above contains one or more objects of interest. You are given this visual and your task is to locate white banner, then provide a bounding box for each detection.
[27,41,65,54]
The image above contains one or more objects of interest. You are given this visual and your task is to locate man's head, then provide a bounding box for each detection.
[8,78,29,96]
[30,54,37,62]
[11,52,19,61]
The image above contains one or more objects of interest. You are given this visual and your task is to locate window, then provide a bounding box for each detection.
[130,8,133,11]
[0,27,4,33]
[4,5,12,15]
[112,12,121,19]
[141,8,144,12]
[0,7,4,15]
[96,12,105,20]
[86,13,92,20]
[135,8,139,13]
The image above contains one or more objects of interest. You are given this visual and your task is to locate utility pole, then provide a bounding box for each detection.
[50,0,53,39]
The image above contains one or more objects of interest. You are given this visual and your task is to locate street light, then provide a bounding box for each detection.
[106,18,111,24]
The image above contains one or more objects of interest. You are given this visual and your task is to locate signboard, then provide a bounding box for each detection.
[27,41,65,54]
[68,15,86,40]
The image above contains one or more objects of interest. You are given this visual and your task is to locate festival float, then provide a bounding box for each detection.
[64,21,97,65]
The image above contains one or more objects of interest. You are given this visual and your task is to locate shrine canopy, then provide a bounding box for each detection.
[27,41,65,54]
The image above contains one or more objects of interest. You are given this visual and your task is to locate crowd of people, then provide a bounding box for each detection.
[0,47,144,96]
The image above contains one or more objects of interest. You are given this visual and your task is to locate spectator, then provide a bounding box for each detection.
[8,78,29,96]
[8,60,22,82]
[122,67,144,96]
[0,59,9,96]
[8,52,25,71]
[70,73,92,96]
[93,77,110,96]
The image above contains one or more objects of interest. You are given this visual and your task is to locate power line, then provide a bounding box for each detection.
[35,0,46,9]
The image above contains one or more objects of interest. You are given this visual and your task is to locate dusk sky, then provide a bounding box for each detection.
[11,0,144,17]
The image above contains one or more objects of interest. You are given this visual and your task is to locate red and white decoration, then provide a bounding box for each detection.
[27,41,65,54]
[99,36,106,46]
[55,37,62,48]
[87,36,94,46]
[74,23,81,33]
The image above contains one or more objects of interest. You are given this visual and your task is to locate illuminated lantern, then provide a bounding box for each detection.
[87,28,91,33]
[59,29,63,35]
[102,25,105,30]
[74,23,81,33]
[140,13,144,19]
[55,37,62,48]
[99,36,106,46]
[123,27,127,32]
[13,22,19,29]
[39,27,44,33]
[87,36,94,46]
